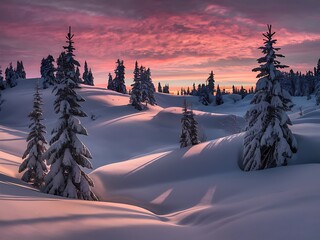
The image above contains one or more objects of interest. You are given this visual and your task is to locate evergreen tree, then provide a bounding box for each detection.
[145,68,156,105]
[315,80,320,105]
[199,84,210,105]
[180,100,200,148]
[56,52,67,84]
[41,55,56,89]
[0,68,4,110]
[130,61,142,110]
[75,66,81,83]
[207,71,215,95]
[163,84,170,93]
[187,87,190,95]
[87,69,94,86]
[83,61,89,84]
[15,61,26,79]
[232,85,236,94]
[158,82,162,92]
[0,66,5,90]
[215,85,224,105]
[240,85,247,98]
[19,83,47,187]
[107,73,114,90]
[191,83,197,96]
[180,100,190,148]
[43,27,97,200]
[140,67,150,105]
[317,58,320,76]
[5,63,17,88]
[243,25,297,171]
[114,59,126,94]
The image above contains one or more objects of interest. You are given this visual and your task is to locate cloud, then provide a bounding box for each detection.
[0,0,319,88]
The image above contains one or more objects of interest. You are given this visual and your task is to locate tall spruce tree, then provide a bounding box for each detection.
[41,55,56,89]
[243,25,297,171]
[19,83,47,187]
[180,100,190,148]
[199,84,210,105]
[215,85,224,105]
[87,69,94,86]
[15,61,26,79]
[140,67,156,106]
[107,73,114,90]
[83,61,89,85]
[75,66,81,83]
[315,80,320,105]
[43,27,97,200]
[0,66,5,90]
[158,82,162,92]
[145,68,156,105]
[56,52,67,84]
[114,59,126,94]
[0,68,4,109]
[180,100,200,148]
[5,63,17,88]
[207,71,215,95]
[130,61,142,110]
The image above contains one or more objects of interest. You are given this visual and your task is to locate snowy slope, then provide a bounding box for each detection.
[1,79,320,240]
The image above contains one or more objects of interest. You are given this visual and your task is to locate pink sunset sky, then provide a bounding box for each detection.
[1,0,320,91]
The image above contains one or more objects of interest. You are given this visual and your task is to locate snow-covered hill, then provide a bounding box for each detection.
[1,79,320,240]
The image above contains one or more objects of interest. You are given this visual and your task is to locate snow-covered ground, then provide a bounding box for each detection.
[1,79,320,240]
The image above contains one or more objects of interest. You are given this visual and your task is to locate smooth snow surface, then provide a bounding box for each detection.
[1,79,320,240]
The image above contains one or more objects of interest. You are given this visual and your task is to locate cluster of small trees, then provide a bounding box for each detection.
[158,82,170,94]
[0,61,26,89]
[130,61,156,110]
[19,27,97,200]
[40,53,94,89]
[83,61,94,86]
[107,59,127,94]
[232,85,255,98]
[280,68,320,99]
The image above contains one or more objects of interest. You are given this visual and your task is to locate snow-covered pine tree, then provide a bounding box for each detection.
[43,27,97,200]
[315,80,320,105]
[243,25,297,171]
[19,82,47,187]
[207,71,215,95]
[5,63,17,88]
[180,100,190,148]
[180,100,200,148]
[82,61,90,85]
[145,68,156,105]
[87,69,94,86]
[215,85,224,105]
[41,55,56,89]
[130,61,142,110]
[0,66,5,90]
[16,61,26,79]
[199,83,210,105]
[188,105,200,146]
[114,59,127,94]
[0,68,4,109]
[75,66,81,84]
[56,52,67,84]
[140,67,156,106]
[107,73,114,90]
